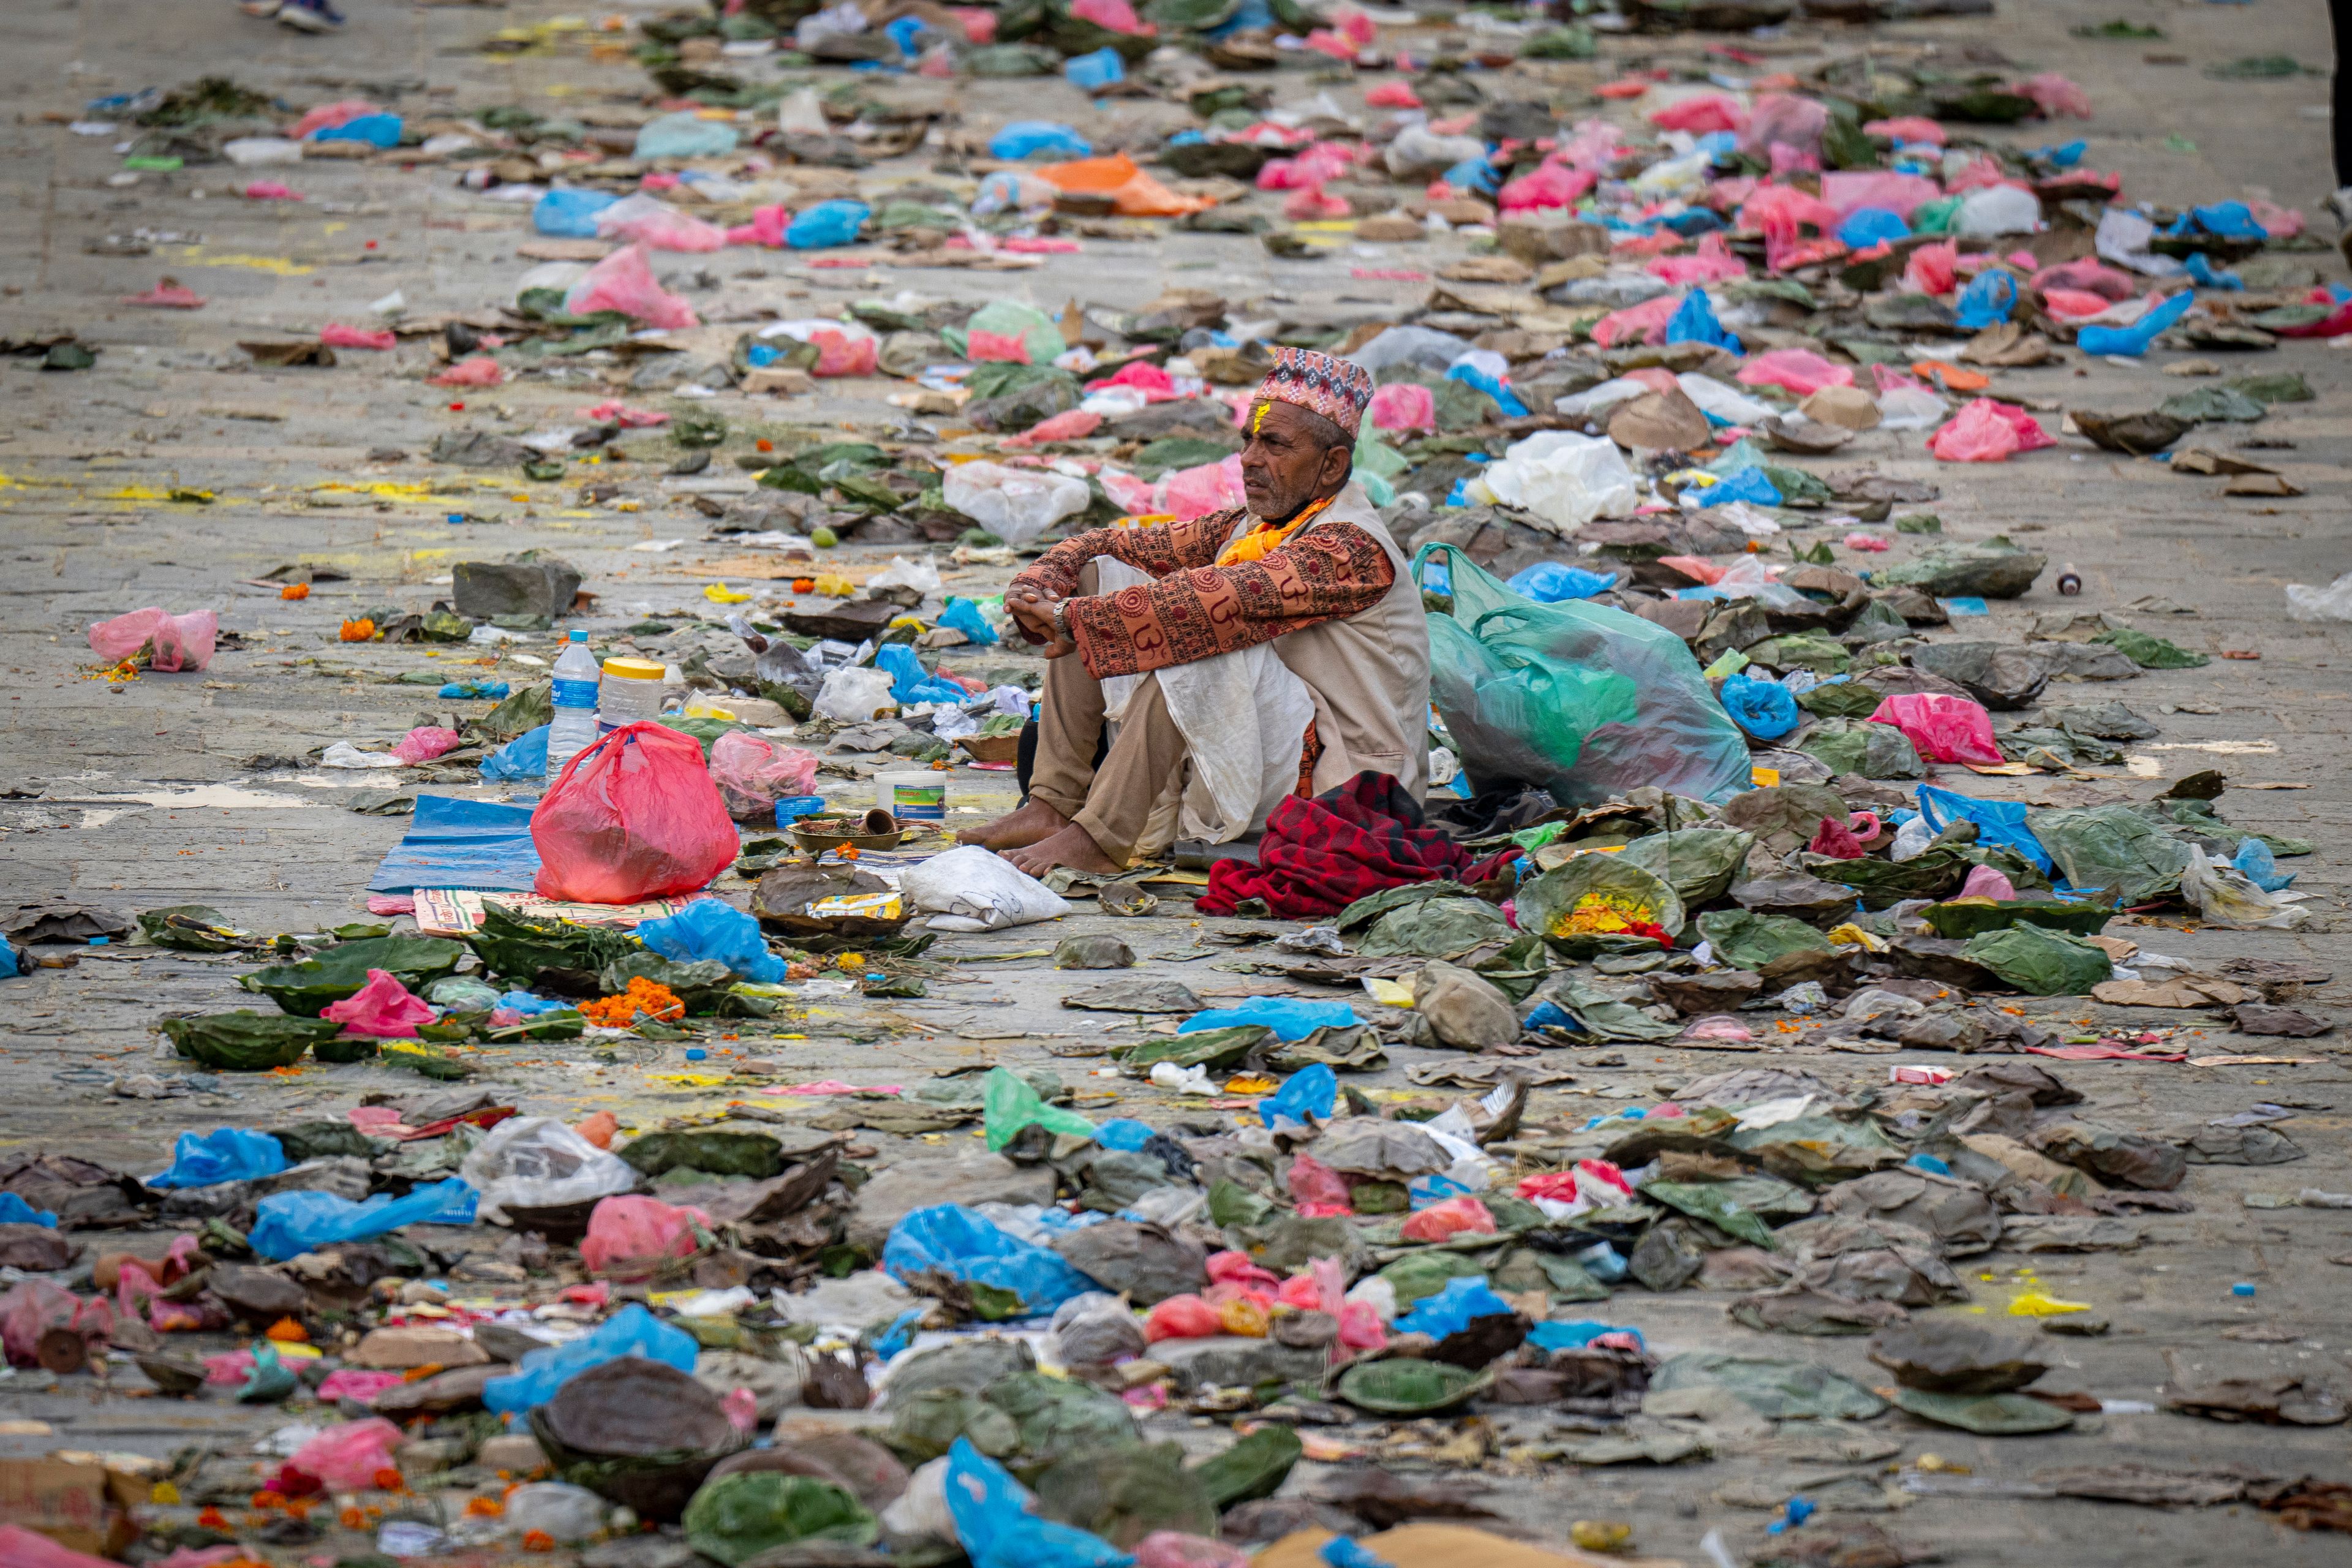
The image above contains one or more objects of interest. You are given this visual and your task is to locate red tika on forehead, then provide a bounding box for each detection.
[1252,345,1374,440]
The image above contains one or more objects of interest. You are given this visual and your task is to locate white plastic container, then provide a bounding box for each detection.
[597,657,668,729]
[875,768,944,821]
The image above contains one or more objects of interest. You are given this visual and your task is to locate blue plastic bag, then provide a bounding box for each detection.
[1063,47,1124,91]
[883,14,929,53]
[989,121,1092,160]
[311,114,401,148]
[1706,467,1782,507]
[1506,562,1616,603]
[635,111,739,159]
[484,1303,700,1415]
[439,680,510,701]
[1446,361,1527,417]
[479,724,549,782]
[1321,1541,1395,1568]
[1915,784,2051,873]
[1719,674,1800,741]
[2037,139,2087,168]
[938,597,1000,646]
[2232,837,2294,891]
[883,1205,1101,1316]
[0,941,20,981]
[534,188,619,238]
[2189,200,2266,240]
[2076,290,2193,357]
[497,990,568,1016]
[786,200,870,249]
[876,643,968,705]
[250,1177,477,1261]
[1836,207,1910,249]
[1441,156,1498,195]
[0,1193,56,1227]
[1526,1318,1643,1352]
[1954,271,2016,331]
[1665,289,1743,355]
[1259,1063,1338,1128]
[1393,1276,1516,1338]
[149,1128,287,1191]
[2184,252,2242,290]
[636,897,785,983]
[1180,997,1357,1041]
[945,1438,1133,1568]
[1093,1118,1156,1152]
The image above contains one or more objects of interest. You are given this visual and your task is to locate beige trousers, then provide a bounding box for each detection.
[1026,651,1186,866]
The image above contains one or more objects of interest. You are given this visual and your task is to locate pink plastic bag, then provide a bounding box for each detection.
[1161,455,1246,521]
[1143,1294,1221,1343]
[1740,94,1826,159]
[1868,693,2002,766]
[430,356,503,388]
[1862,116,1945,146]
[1737,348,1853,396]
[320,1368,405,1403]
[1902,239,1958,296]
[1285,1153,1352,1214]
[1365,80,1422,110]
[579,400,670,427]
[2020,72,2092,120]
[286,1418,404,1493]
[291,99,380,138]
[0,1525,125,1568]
[1819,170,1941,219]
[88,607,217,672]
[1283,185,1351,221]
[1809,815,1865,860]
[0,1281,113,1368]
[1649,232,1747,287]
[392,725,461,764]
[244,181,304,200]
[597,197,728,252]
[323,970,435,1038]
[1929,398,2051,462]
[322,323,396,350]
[1498,162,1594,214]
[1590,292,1679,349]
[532,722,739,903]
[579,1195,709,1275]
[2032,258,2135,301]
[1133,1533,1252,1568]
[1087,360,1177,399]
[1207,1251,1281,1291]
[1071,0,1147,31]
[805,329,878,377]
[727,205,791,248]
[1003,409,1102,448]
[967,328,1031,364]
[1650,94,1746,134]
[2040,288,2114,322]
[1399,1196,1497,1243]
[1368,382,1436,435]
[565,244,700,330]
[1960,864,2018,901]
[708,731,818,823]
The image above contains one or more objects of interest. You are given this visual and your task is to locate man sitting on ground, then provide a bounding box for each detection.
[960,347,1431,874]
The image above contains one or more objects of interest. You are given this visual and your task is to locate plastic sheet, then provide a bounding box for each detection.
[1507,562,1616,602]
[535,187,619,237]
[595,194,728,252]
[1391,1275,1513,1336]
[1472,432,1639,529]
[1737,349,1853,396]
[991,121,1093,160]
[941,461,1090,546]
[531,722,739,904]
[638,896,787,982]
[2076,290,2194,356]
[249,1177,476,1261]
[1914,785,2051,872]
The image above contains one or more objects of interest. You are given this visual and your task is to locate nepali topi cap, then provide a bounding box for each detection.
[1251,346,1374,442]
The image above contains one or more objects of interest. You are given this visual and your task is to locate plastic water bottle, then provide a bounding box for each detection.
[547,630,601,778]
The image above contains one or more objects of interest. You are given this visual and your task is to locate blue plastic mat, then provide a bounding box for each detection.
[367,794,539,894]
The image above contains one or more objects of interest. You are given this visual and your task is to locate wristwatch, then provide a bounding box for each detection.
[1050,601,1071,643]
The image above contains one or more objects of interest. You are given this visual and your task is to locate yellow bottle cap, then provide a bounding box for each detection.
[601,657,666,682]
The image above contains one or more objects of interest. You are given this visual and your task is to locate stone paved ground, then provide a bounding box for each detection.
[6,0,2352,1563]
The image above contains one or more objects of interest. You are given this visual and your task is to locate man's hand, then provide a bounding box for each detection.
[1006,587,1077,659]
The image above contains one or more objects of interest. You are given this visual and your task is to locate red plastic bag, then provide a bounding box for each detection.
[708,731,818,823]
[1143,1294,1221,1343]
[1399,1196,1497,1243]
[285,1418,404,1493]
[532,722,739,903]
[88,607,217,673]
[323,970,435,1038]
[579,1194,709,1276]
[1868,693,2002,766]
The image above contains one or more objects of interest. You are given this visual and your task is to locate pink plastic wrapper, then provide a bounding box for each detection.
[598,200,728,252]
[1002,409,1102,448]
[290,99,381,138]
[285,1418,404,1493]
[1364,80,1422,109]
[393,725,461,763]
[1649,93,1746,134]
[125,281,205,308]
[2032,258,2136,301]
[322,323,396,350]
[805,329,878,377]
[1649,232,1747,287]
[1144,1294,1222,1343]
[1869,692,2002,766]
[1590,292,1680,349]
[1843,532,1890,552]
[1161,454,1246,521]
[1368,382,1436,435]
[318,1368,405,1403]
[1087,359,1178,399]
[0,1525,126,1568]
[726,204,790,248]
[1819,170,1941,219]
[968,328,1031,364]
[952,5,995,41]
[1737,348,1853,396]
[1960,864,2018,901]
[1133,1532,1252,1568]
[565,244,700,330]
[244,181,303,200]
[708,730,818,823]
[578,400,670,426]
[1283,185,1351,221]
[1071,0,1148,32]
[430,356,503,388]
[0,1281,113,1368]
[1399,1196,1497,1243]
[2040,288,2114,322]
[1902,239,1958,296]
[1285,1153,1351,1213]
[1740,93,1826,159]
[89,607,218,672]
[1929,398,2052,462]
[2020,71,2092,120]
[323,970,435,1038]
[1497,162,1594,214]
[580,1195,710,1276]
[1863,115,1945,146]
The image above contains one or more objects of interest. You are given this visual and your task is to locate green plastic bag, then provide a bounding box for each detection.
[1417,543,1751,807]
[982,1066,1096,1152]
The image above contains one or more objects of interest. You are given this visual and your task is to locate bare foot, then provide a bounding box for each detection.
[957,797,1068,850]
[1003,822,1123,877]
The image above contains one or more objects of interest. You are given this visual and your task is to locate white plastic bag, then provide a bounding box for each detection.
[1676,372,1778,427]
[899,845,1071,931]
[867,555,944,598]
[814,665,900,723]
[1554,377,1653,420]
[880,1458,957,1541]
[2285,570,2352,622]
[1473,431,1640,533]
[458,1117,638,1226]
[2179,846,2309,930]
[941,461,1090,546]
[503,1483,606,1544]
[1875,385,1948,431]
[1953,183,2041,237]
